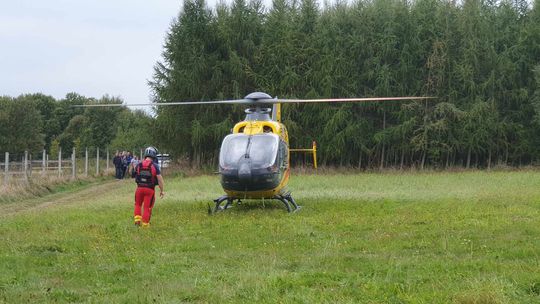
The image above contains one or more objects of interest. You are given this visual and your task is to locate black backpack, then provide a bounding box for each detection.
[135,161,156,188]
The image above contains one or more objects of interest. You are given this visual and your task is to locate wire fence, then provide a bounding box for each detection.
[0,148,172,186]
[0,148,115,186]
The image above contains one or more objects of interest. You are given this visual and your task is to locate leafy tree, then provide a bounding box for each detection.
[79,96,123,151]
[0,96,44,153]
[110,110,155,152]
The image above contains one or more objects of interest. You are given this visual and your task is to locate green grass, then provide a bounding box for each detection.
[2,171,540,303]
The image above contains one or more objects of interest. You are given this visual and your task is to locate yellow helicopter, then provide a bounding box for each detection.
[79,92,431,213]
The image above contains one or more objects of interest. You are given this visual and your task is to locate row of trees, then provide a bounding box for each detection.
[3,0,539,169]
[151,0,540,168]
[0,93,154,156]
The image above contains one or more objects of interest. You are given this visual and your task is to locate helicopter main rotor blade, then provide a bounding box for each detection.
[270,96,434,104]
[72,99,254,107]
[73,96,434,107]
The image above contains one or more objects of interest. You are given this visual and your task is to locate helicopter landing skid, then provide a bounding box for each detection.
[210,195,236,214]
[209,193,301,214]
[273,192,301,213]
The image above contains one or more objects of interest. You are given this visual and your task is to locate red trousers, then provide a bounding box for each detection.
[134,187,155,224]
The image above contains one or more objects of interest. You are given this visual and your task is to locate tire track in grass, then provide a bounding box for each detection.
[2,180,123,216]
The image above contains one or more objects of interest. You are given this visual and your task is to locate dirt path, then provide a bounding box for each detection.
[3,180,122,216]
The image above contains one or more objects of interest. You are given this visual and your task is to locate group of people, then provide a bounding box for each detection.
[112,151,140,179]
[113,147,166,228]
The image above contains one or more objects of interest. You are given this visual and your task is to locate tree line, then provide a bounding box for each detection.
[3,0,539,169]
[0,93,154,157]
[151,0,540,169]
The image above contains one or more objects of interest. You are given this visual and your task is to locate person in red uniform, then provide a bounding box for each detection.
[133,146,165,228]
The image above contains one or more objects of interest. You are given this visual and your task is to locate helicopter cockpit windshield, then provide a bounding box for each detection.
[219,133,279,170]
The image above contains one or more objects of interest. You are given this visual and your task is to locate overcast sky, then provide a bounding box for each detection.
[0,0,222,106]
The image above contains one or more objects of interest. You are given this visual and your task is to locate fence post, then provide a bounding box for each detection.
[72,148,76,179]
[29,153,33,177]
[160,153,164,175]
[106,149,109,171]
[140,149,143,160]
[58,148,62,177]
[4,152,8,185]
[96,148,100,176]
[85,148,88,177]
[42,149,46,176]
[24,151,28,182]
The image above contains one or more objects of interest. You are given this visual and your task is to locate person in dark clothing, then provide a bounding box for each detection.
[124,151,133,178]
[113,151,123,179]
[120,151,127,179]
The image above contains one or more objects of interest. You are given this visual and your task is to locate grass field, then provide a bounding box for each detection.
[2,171,540,303]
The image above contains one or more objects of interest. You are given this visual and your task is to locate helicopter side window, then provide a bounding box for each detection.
[279,140,288,168]
[263,126,273,133]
